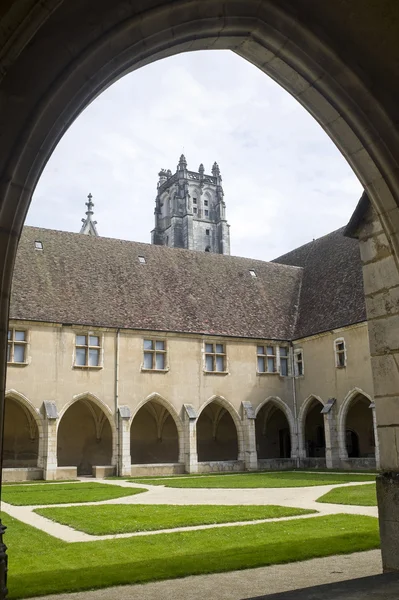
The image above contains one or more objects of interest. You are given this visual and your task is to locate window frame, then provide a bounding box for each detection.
[74,332,103,369]
[142,338,168,372]
[7,327,28,365]
[256,344,278,374]
[279,346,290,377]
[204,341,227,374]
[294,348,304,377]
[334,337,347,368]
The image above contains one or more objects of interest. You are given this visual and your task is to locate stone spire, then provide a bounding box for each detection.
[211,161,221,179]
[177,154,187,171]
[80,193,99,236]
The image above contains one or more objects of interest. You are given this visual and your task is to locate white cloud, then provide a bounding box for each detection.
[29,49,363,260]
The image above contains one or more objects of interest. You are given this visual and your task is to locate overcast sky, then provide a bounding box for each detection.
[29,50,363,261]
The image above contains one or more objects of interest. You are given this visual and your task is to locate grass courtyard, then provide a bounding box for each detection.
[317,483,377,506]
[6,513,380,599]
[128,471,376,488]
[1,471,380,599]
[2,482,146,505]
[34,504,315,534]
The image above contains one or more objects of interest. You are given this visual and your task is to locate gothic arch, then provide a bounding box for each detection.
[130,393,184,463]
[298,395,325,459]
[338,388,374,460]
[197,395,244,461]
[255,396,295,436]
[57,392,116,473]
[4,389,44,468]
[255,396,294,460]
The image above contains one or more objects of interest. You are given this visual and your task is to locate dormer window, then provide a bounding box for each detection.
[249,269,257,278]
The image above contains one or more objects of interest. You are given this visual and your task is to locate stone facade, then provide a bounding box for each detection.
[4,318,377,481]
[151,155,230,254]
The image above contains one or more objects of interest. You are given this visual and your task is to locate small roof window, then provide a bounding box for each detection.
[249,269,257,278]
[138,256,146,264]
[34,241,43,250]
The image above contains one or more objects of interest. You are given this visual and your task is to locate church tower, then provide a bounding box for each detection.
[151,156,230,254]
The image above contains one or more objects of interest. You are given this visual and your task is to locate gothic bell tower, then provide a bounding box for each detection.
[151,156,230,255]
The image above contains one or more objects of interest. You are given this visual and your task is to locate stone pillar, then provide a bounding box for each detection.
[241,402,258,471]
[41,401,58,480]
[351,202,399,571]
[118,406,131,477]
[322,398,340,469]
[370,403,380,469]
[183,404,198,473]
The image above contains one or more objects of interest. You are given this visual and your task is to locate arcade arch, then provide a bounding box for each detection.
[255,397,293,459]
[57,394,115,476]
[338,389,375,461]
[130,394,183,464]
[299,395,325,459]
[3,391,43,468]
[197,397,243,462]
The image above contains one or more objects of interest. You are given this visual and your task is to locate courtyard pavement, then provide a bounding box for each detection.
[1,477,378,543]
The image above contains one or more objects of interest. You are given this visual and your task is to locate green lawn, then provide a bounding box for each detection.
[2,483,146,506]
[34,504,315,535]
[128,472,376,489]
[317,484,377,506]
[5,513,380,599]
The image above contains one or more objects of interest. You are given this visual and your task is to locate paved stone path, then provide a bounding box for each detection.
[1,477,377,543]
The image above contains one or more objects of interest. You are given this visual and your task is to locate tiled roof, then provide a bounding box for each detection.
[273,227,367,339]
[10,227,302,340]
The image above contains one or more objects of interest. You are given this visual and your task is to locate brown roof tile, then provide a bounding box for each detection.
[10,227,302,340]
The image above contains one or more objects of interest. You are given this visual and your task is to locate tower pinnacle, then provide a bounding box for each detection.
[80,193,99,236]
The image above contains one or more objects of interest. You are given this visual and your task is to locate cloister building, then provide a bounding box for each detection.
[3,175,378,481]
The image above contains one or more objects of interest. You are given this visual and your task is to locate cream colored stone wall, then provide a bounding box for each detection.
[6,324,294,418]
[293,323,374,409]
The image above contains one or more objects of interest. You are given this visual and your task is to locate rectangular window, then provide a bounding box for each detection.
[75,334,101,367]
[204,200,209,206]
[204,209,209,217]
[193,207,197,214]
[335,339,346,367]
[294,349,304,376]
[7,328,28,364]
[204,342,226,372]
[279,346,289,376]
[257,345,277,373]
[206,229,210,235]
[143,339,167,370]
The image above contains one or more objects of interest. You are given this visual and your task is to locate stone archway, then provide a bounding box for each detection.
[1,0,399,577]
[3,392,42,468]
[197,397,242,463]
[57,396,114,476]
[338,389,376,464]
[255,398,294,459]
[130,396,181,464]
[299,396,325,461]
